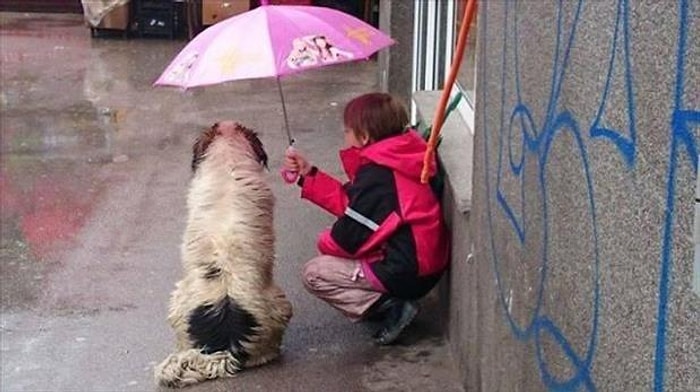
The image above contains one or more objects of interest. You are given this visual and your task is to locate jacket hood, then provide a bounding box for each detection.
[339,130,435,181]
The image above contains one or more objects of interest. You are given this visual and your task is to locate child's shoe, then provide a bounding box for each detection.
[373,300,419,345]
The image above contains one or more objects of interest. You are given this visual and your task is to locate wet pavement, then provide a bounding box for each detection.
[0,12,463,392]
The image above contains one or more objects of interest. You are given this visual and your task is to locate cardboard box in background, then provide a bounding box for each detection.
[202,0,249,25]
[97,2,130,30]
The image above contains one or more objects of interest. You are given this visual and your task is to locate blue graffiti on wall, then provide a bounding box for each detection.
[655,0,699,390]
[479,0,698,391]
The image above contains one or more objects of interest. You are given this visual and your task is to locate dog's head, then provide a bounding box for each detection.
[191,121,268,172]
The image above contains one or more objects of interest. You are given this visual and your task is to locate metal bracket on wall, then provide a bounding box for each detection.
[695,155,700,296]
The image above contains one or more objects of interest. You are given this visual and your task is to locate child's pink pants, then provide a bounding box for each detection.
[302,255,383,322]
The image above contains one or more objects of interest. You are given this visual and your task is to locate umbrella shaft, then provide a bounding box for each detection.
[276,77,294,146]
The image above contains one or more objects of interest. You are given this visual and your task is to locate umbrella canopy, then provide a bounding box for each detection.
[153,4,395,89]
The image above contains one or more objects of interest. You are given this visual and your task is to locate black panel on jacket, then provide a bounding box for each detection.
[369,224,442,299]
[330,164,397,254]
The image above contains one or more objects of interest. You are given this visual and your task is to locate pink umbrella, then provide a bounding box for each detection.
[154,1,395,170]
[154,3,393,87]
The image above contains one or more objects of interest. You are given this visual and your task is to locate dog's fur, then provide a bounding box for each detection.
[155,121,292,388]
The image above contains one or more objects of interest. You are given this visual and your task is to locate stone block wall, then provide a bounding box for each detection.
[447,1,700,390]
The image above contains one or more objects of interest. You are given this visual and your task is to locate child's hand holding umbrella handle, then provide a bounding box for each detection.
[281,146,311,184]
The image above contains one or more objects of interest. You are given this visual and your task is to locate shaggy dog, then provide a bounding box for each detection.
[155,121,293,388]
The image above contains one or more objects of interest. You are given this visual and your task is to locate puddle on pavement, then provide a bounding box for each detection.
[0,107,114,309]
[0,15,177,310]
[1,101,117,158]
[1,150,108,310]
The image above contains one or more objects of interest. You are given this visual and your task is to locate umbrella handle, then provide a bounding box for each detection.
[281,143,300,184]
[280,168,299,184]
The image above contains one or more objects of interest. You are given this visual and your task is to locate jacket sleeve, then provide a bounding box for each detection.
[299,168,349,217]
[317,164,403,258]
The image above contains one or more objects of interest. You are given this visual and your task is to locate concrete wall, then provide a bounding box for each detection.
[378,0,415,105]
[439,1,699,391]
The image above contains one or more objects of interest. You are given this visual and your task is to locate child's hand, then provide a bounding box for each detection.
[284,147,312,176]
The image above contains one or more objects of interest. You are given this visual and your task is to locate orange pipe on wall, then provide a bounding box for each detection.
[421,0,478,184]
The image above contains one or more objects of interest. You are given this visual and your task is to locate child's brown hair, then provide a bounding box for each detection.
[343,93,409,143]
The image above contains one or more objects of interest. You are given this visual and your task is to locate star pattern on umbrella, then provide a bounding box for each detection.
[217,49,265,75]
[217,50,243,74]
[345,26,373,45]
